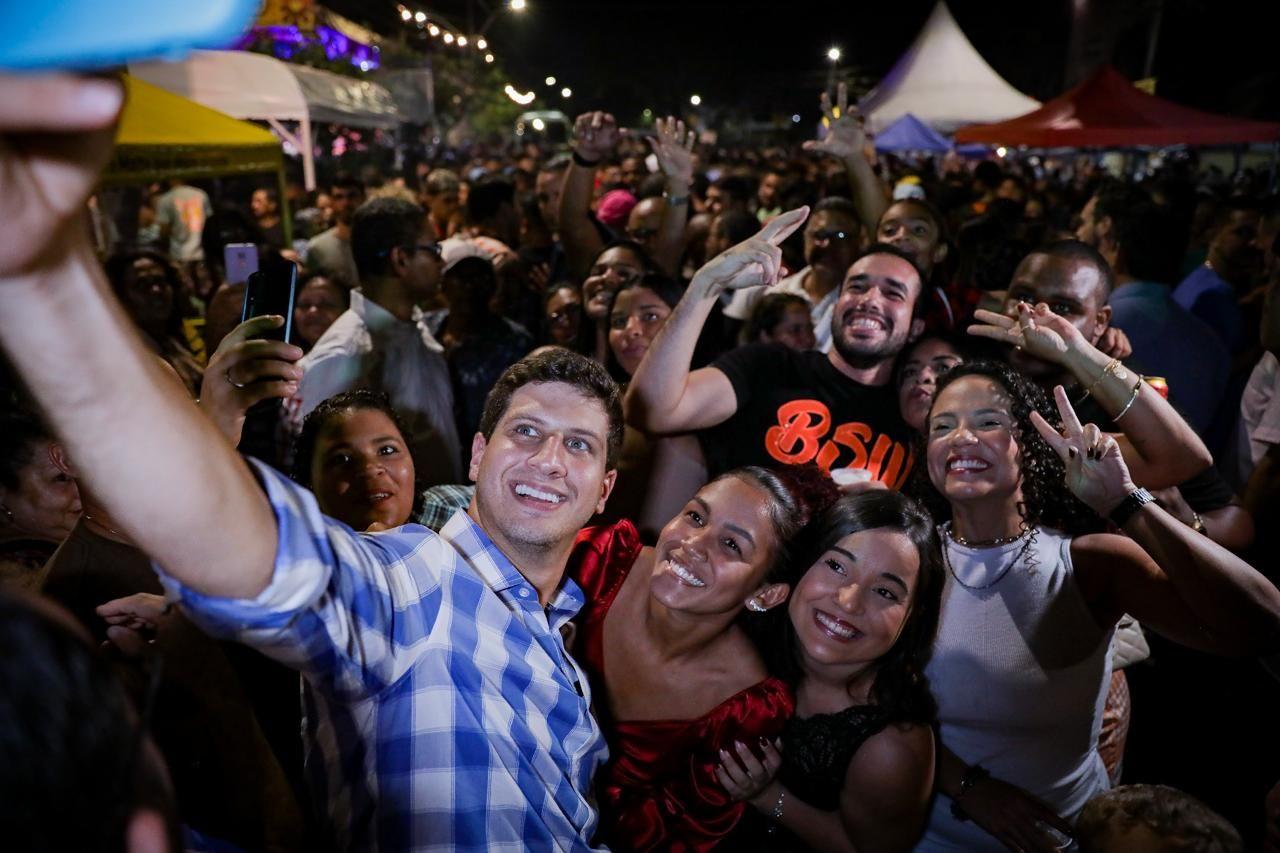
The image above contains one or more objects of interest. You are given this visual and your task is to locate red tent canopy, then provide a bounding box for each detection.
[955,66,1280,147]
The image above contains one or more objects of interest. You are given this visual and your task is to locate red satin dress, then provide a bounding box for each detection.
[571,521,794,852]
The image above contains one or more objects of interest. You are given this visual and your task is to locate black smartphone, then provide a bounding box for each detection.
[240,256,298,343]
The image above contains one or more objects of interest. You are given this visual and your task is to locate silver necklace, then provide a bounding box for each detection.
[942,523,1035,590]
[943,522,1025,548]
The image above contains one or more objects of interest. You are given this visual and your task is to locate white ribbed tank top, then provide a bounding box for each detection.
[916,526,1113,852]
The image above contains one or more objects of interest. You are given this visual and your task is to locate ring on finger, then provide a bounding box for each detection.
[225,369,249,390]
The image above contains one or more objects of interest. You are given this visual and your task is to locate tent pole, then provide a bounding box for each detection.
[278,168,293,248]
[302,114,315,193]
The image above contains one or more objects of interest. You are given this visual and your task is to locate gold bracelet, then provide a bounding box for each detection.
[1113,375,1144,422]
[1086,358,1124,399]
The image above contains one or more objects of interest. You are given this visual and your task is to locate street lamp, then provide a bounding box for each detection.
[826,46,841,100]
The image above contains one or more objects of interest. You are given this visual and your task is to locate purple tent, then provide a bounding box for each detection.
[874,112,951,153]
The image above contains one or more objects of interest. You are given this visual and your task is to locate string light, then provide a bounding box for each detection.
[414,10,426,22]
[484,53,495,63]
[457,35,468,46]
[690,94,702,106]
[561,87,572,98]
[545,76,556,86]
[428,23,440,35]
[400,8,412,20]
[476,38,487,50]
[442,32,454,43]
[504,84,536,105]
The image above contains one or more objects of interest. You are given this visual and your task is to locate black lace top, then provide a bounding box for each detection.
[779,704,891,811]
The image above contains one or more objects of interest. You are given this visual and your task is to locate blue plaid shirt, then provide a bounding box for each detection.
[156,460,607,851]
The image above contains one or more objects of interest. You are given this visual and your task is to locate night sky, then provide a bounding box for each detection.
[332,0,1280,126]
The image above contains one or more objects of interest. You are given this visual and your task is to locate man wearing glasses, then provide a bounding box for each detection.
[290,196,463,485]
[722,195,863,353]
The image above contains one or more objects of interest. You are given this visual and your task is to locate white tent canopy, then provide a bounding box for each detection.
[130,50,401,190]
[859,2,1040,134]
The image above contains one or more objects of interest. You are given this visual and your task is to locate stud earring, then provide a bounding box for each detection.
[745,598,765,612]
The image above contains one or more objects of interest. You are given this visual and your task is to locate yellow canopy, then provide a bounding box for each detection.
[102,76,283,186]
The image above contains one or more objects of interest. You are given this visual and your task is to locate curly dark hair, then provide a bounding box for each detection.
[750,490,944,726]
[290,390,425,521]
[907,360,1103,537]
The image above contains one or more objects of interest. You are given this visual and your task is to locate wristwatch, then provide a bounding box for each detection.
[1109,487,1154,527]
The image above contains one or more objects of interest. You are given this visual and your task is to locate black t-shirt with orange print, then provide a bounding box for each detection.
[701,343,916,487]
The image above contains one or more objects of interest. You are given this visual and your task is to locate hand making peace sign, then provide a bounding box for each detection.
[1030,385,1137,518]
[801,82,867,162]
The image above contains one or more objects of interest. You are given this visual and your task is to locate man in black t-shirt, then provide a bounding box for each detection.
[625,207,924,485]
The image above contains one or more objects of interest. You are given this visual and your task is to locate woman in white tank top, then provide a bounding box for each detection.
[917,361,1280,852]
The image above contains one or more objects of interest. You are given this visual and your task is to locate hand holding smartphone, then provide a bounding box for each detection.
[241,255,298,343]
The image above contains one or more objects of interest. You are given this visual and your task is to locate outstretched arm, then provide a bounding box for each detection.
[971,304,1212,488]
[624,207,809,434]
[0,74,277,600]
[559,111,620,281]
[802,83,886,238]
[1032,387,1280,656]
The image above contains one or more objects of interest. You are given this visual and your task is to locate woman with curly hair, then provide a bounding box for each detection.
[916,361,1280,852]
[715,490,946,851]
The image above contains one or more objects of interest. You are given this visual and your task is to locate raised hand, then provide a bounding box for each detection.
[969,303,1084,366]
[198,315,304,446]
[572,111,625,163]
[1030,385,1136,517]
[801,82,867,162]
[955,774,1074,853]
[648,116,696,188]
[0,74,123,276]
[691,206,808,298]
[715,738,783,808]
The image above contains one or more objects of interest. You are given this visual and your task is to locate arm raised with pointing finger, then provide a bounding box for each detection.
[624,206,809,435]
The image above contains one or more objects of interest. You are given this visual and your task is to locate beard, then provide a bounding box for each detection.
[830,313,910,370]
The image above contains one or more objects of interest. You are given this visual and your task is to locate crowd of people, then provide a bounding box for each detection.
[3,72,1280,853]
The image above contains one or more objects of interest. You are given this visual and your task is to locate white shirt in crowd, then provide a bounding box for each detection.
[288,289,462,486]
[721,266,836,353]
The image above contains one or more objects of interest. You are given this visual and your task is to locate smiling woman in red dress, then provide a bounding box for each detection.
[570,465,836,851]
